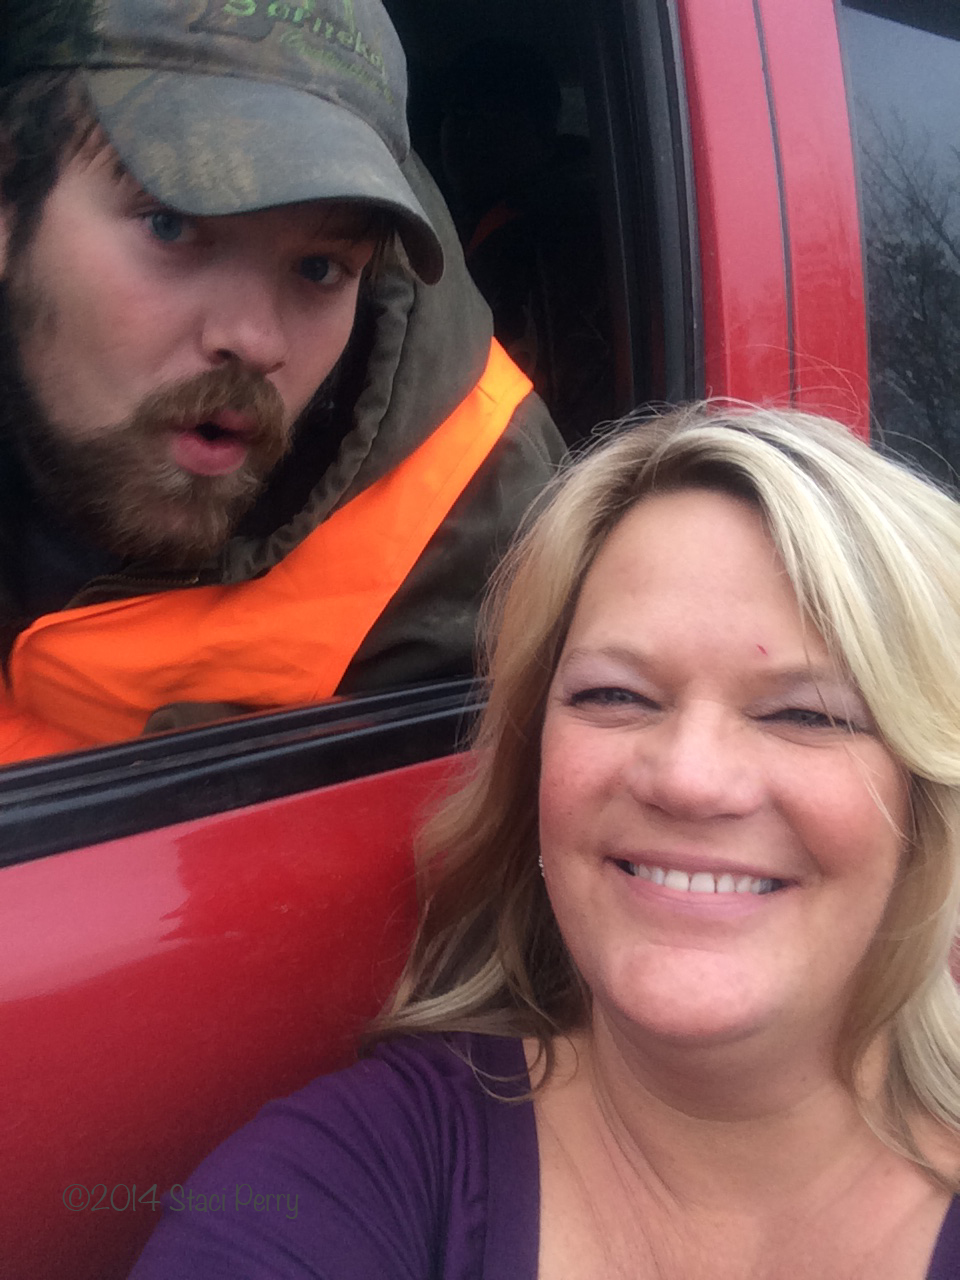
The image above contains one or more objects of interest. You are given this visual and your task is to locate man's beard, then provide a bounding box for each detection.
[0,285,293,569]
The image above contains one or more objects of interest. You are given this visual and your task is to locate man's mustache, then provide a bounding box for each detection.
[130,363,289,470]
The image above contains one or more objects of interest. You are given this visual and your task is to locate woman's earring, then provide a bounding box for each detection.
[538,853,545,878]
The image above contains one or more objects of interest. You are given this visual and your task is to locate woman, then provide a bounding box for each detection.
[131,404,960,1278]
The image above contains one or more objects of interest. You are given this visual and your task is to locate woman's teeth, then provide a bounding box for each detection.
[617,861,784,895]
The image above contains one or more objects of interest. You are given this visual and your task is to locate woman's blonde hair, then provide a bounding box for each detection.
[373,402,960,1171]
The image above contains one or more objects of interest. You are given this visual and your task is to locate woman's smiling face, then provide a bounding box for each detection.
[538,487,909,1052]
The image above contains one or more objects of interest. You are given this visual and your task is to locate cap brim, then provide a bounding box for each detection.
[84,68,444,284]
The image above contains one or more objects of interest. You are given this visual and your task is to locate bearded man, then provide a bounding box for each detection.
[0,0,563,763]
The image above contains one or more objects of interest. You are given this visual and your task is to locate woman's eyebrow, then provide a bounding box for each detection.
[558,644,654,674]
[758,667,855,694]
[559,649,861,696]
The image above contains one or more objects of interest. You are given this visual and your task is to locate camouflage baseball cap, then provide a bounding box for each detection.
[6,0,444,282]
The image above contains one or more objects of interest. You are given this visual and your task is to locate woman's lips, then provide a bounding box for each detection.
[603,855,796,918]
[615,860,786,896]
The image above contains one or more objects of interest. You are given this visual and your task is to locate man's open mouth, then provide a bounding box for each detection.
[170,411,254,477]
[194,420,237,443]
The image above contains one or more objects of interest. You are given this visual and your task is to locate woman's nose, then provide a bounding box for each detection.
[629,704,765,822]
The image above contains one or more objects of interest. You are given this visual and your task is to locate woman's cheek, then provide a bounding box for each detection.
[538,728,598,847]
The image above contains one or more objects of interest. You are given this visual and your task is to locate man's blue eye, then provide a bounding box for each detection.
[301,257,330,283]
[300,256,343,284]
[149,211,185,243]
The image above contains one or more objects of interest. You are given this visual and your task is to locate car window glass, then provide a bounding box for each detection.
[839,1,960,486]
[0,0,679,781]
[388,0,635,445]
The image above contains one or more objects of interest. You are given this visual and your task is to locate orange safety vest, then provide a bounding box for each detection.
[0,340,532,765]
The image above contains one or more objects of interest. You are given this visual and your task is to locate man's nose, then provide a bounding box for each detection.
[200,265,289,376]
[629,705,764,822]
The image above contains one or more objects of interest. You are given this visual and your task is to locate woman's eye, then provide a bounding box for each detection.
[146,210,190,243]
[764,707,853,730]
[568,687,655,709]
[299,256,346,285]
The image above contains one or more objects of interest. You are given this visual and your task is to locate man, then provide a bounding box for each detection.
[0,0,564,763]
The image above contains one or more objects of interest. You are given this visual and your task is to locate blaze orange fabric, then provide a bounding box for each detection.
[465,201,521,258]
[0,340,532,765]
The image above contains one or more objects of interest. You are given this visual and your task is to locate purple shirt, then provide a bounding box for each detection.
[129,1034,538,1278]
[129,1033,960,1278]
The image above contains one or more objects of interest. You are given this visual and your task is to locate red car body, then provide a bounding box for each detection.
[0,0,878,1274]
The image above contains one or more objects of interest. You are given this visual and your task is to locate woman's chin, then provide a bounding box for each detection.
[599,948,792,1051]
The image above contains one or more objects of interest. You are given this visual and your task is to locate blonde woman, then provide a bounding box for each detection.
[133,405,960,1279]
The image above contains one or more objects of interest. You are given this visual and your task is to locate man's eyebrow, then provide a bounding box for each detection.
[104,155,145,194]
[305,227,367,245]
[72,130,139,188]
[308,218,378,243]
[308,202,392,243]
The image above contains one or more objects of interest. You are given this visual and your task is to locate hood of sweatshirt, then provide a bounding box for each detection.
[218,153,495,584]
